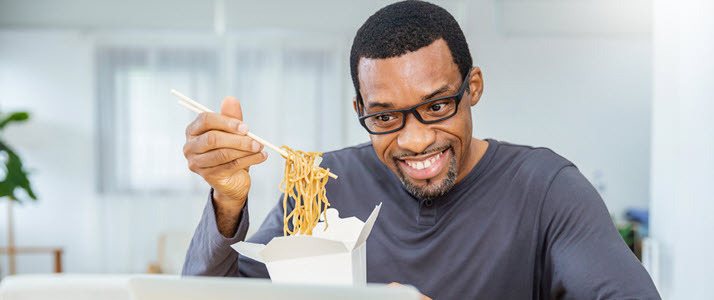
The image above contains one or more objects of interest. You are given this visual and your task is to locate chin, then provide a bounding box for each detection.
[395,148,458,199]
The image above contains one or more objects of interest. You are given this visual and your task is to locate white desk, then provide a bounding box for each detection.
[0,274,420,300]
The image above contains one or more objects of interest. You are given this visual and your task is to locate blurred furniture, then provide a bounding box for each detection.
[146,231,193,274]
[0,110,39,276]
[0,274,134,300]
[0,247,63,274]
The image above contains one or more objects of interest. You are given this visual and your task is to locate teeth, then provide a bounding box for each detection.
[406,150,444,170]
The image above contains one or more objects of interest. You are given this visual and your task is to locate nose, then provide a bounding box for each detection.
[397,113,436,154]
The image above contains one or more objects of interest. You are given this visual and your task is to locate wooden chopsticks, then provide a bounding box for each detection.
[172,89,338,179]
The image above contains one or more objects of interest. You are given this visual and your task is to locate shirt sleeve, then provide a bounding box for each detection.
[181,189,251,276]
[236,192,295,277]
[181,189,293,278]
[540,166,661,300]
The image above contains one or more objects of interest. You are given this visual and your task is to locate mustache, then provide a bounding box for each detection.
[392,144,451,160]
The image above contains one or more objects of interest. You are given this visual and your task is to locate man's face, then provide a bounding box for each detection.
[356,39,483,199]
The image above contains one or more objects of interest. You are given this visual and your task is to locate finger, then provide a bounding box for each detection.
[221,96,243,120]
[386,283,430,300]
[199,151,268,177]
[185,112,249,138]
[187,131,263,154]
[191,148,256,169]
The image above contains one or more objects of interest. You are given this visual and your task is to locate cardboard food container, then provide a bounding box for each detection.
[232,203,382,286]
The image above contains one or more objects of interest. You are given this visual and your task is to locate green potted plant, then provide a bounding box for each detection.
[0,109,37,277]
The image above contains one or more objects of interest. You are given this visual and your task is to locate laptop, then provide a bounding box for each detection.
[128,275,420,300]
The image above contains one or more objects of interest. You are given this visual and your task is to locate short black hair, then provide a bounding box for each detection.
[350,0,472,107]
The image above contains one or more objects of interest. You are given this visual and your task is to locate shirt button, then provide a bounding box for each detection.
[424,199,434,207]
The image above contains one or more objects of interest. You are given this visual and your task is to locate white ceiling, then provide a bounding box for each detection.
[0,0,650,36]
[496,0,651,36]
[0,0,463,33]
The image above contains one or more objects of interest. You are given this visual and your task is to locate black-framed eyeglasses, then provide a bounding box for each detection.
[357,68,472,135]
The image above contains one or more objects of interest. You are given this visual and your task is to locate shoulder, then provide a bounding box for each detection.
[537,160,611,243]
[320,141,375,166]
[322,141,374,159]
[493,140,574,168]
[317,142,401,204]
[488,139,575,185]
[543,165,606,217]
[319,141,388,178]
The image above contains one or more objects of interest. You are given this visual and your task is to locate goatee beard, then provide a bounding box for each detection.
[394,148,458,200]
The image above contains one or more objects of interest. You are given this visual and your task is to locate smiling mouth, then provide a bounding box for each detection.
[396,148,450,181]
[404,151,443,170]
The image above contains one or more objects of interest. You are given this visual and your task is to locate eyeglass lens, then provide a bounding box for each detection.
[363,97,458,133]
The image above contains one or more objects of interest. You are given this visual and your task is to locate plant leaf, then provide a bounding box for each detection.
[0,140,37,202]
[0,111,30,130]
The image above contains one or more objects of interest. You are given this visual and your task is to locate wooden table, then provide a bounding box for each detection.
[0,247,63,273]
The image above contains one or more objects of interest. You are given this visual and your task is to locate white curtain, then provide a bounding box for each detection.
[96,37,347,272]
[97,47,217,194]
[232,47,343,227]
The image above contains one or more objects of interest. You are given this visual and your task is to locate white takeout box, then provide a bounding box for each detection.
[232,203,382,286]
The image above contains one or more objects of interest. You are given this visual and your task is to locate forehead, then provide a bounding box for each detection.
[357,39,461,106]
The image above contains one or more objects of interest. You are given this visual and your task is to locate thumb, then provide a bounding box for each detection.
[220,96,243,121]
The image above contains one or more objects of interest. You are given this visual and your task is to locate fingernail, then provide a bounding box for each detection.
[238,123,248,134]
[252,141,260,152]
[263,151,268,159]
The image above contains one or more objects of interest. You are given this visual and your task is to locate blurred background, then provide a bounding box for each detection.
[0,0,711,299]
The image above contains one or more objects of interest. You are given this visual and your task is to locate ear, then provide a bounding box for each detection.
[468,66,484,107]
[352,96,360,116]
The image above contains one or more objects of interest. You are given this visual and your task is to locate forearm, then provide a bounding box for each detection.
[182,189,296,278]
[213,190,247,238]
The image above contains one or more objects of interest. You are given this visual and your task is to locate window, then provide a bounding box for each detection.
[97,47,219,193]
[96,37,348,212]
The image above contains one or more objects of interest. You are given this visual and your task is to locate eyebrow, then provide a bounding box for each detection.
[366,84,453,110]
[420,85,450,102]
[367,102,394,110]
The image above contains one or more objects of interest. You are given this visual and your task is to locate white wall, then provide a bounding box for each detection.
[465,0,652,218]
[0,30,209,275]
[0,30,101,274]
[0,0,655,276]
[650,0,714,298]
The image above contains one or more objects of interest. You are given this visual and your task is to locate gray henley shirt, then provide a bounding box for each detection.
[182,139,660,299]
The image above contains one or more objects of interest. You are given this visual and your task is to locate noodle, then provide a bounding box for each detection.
[280,146,332,236]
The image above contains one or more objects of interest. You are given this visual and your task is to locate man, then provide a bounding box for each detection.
[181,1,660,299]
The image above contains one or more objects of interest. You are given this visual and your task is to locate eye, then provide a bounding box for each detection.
[369,112,400,128]
[430,103,446,111]
[375,114,394,122]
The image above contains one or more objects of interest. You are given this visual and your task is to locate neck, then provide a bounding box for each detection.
[456,137,489,183]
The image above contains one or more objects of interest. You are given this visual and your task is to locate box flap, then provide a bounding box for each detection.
[312,208,364,243]
[352,203,382,249]
[260,235,349,262]
[231,242,266,263]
